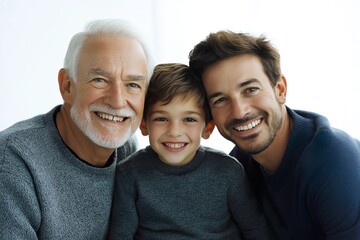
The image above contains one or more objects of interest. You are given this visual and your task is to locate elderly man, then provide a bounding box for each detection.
[0,19,153,239]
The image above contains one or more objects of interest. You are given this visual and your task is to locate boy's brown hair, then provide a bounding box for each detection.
[144,63,212,123]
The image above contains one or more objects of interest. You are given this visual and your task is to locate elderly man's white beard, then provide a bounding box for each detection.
[70,103,137,148]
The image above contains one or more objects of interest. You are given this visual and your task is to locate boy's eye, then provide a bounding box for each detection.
[90,78,109,89]
[184,117,197,122]
[153,117,167,122]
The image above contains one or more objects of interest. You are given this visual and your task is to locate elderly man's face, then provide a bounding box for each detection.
[70,35,148,148]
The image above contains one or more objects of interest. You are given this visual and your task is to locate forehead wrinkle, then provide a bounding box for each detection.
[126,74,146,81]
[88,68,111,76]
[208,78,261,99]
[88,68,146,82]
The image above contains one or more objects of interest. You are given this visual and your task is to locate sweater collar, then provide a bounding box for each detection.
[262,107,315,190]
[48,105,117,170]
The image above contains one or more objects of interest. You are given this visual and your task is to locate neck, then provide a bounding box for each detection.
[56,105,114,167]
[252,106,292,172]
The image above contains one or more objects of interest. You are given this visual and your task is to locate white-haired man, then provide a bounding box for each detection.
[0,19,153,239]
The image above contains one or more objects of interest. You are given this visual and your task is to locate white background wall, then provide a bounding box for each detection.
[1,0,359,153]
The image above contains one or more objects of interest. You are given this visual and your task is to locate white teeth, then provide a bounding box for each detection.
[164,143,185,149]
[97,112,125,122]
[235,119,261,131]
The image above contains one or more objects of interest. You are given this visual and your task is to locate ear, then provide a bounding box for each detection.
[58,68,73,103]
[139,118,149,136]
[202,120,215,140]
[275,74,287,104]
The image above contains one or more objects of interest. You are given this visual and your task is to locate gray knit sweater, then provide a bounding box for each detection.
[109,146,270,240]
[0,105,137,239]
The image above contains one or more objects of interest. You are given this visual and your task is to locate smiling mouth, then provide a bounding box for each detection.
[163,142,187,149]
[96,112,128,122]
[234,119,261,131]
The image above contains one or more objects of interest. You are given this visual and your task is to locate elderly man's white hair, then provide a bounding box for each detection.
[63,19,154,81]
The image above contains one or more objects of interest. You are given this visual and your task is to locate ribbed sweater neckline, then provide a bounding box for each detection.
[262,108,315,191]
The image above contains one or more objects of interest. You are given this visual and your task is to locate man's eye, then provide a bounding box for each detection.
[212,97,227,106]
[244,87,259,95]
[91,78,109,89]
[127,82,141,89]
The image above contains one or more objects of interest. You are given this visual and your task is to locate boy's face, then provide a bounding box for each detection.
[140,95,214,166]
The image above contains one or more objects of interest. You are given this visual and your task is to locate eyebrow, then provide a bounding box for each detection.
[239,78,260,87]
[89,68,146,81]
[208,78,260,100]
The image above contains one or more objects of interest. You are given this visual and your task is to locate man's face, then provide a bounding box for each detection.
[202,54,285,154]
[69,35,148,148]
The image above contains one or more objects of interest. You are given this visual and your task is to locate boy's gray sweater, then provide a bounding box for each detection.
[109,146,270,239]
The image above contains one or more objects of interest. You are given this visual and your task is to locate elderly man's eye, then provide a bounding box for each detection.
[91,78,109,89]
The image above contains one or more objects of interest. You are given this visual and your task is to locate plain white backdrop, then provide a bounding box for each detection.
[1,0,359,153]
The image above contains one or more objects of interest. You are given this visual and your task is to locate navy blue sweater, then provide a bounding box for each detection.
[231,108,360,239]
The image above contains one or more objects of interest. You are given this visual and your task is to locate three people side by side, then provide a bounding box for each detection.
[3,18,360,240]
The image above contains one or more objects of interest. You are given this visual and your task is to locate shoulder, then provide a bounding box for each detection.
[116,147,154,175]
[291,108,360,159]
[307,123,360,161]
[120,147,150,164]
[0,106,62,179]
[204,146,239,161]
[301,128,360,186]
[292,110,360,190]
[202,146,245,173]
[0,107,59,154]
[116,135,138,161]
[1,112,51,140]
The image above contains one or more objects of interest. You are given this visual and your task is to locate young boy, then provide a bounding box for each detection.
[109,63,269,239]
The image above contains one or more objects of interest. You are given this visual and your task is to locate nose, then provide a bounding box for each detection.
[230,97,250,119]
[167,121,182,137]
[104,82,127,109]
